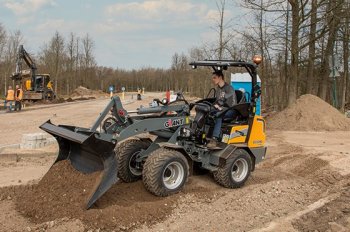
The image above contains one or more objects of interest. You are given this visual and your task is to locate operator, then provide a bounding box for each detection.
[14,84,23,111]
[5,86,15,112]
[207,70,237,148]
[137,87,142,100]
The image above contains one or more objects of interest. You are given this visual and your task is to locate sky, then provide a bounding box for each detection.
[0,0,245,70]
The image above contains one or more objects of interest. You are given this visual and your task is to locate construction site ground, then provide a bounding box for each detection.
[0,92,349,232]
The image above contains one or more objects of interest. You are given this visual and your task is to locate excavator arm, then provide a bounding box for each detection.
[12,45,37,91]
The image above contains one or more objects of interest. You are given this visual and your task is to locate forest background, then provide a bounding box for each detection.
[1,0,349,112]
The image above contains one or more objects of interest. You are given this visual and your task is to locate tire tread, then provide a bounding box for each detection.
[143,148,189,196]
[116,139,151,182]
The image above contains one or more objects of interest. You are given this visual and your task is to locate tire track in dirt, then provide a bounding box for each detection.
[0,160,222,231]
[0,129,347,231]
[292,178,350,232]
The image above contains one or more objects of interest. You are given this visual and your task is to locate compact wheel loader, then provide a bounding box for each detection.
[40,59,267,209]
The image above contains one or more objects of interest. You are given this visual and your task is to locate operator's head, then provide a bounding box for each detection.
[8,86,12,89]
[212,70,224,85]
[15,84,19,89]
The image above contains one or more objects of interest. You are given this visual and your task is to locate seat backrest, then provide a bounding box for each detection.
[232,103,250,118]
[235,90,246,104]
[222,102,250,123]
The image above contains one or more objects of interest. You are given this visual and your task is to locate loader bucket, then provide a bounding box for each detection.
[40,120,118,209]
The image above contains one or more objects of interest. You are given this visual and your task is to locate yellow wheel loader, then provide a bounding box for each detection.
[39,59,267,209]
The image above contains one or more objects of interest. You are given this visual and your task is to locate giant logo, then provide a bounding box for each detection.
[164,118,184,128]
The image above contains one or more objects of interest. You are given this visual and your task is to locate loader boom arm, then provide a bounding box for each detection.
[90,95,190,142]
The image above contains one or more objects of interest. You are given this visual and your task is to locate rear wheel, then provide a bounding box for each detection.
[115,139,151,182]
[142,148,189,196]
[213,148,252,188]
[44,91,55,100]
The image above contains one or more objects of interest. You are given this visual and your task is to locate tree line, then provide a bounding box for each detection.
[0,0,350,112]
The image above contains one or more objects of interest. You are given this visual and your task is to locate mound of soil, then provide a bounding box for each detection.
[70,86,104,98]
[9,160,216,231]
[15,160,101,222]
[74,96,96,101]
[267,94,350,131]
[50,98,66,104]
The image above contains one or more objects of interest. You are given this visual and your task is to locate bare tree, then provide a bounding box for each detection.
[217,0,226,59]
[66,32,79,94]
[340,1,350,111]
[3,30,23,93]
[0,23,6,61]
[0,23,7,95]
[40,31,66,94]
[319,0,342,102]
[81,33,96,87]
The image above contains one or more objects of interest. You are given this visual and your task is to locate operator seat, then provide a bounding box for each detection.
[221,90,250,124]
[235,90,246,104]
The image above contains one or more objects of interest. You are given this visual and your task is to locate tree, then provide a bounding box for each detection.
[0,23,6,61]
[340,1,350,111]
[3,30,22,93]
[65,32,79,94]
[319,0,342,102]
[81,33,96,87]
[40,31,66,94]
[0,23,7,94]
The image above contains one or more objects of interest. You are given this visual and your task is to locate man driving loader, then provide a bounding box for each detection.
[207,70,237,148]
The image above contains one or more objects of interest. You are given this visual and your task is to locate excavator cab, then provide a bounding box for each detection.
[34,74,52,91]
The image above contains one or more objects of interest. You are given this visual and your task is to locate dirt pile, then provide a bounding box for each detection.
[15,160,101,222]
[268,94,350,131]
[10,160,217,231]
[38,98,65,104]
[70,86,105,98]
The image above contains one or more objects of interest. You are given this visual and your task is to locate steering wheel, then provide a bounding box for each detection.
[102,117,118,132]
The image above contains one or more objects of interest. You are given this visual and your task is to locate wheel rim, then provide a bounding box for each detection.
[231,158,249,182]
[129,152,142,176]
[162,161,184,190]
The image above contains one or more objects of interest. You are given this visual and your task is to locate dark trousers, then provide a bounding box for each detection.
[15,101,22,111]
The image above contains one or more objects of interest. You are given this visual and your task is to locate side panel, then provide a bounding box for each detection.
[247,116,266,148]
[225,125,248,144]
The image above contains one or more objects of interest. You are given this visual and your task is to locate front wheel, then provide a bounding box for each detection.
[115,139,151,182]
[213,148,252,188]
[142,148,189,196]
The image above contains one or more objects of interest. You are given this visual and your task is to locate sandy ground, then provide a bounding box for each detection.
[0,92,349,232]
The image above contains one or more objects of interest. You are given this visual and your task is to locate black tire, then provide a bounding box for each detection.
[213,148,252,188]
[115,139,151,182]
[44,91,54,100]
[142,148,189,196]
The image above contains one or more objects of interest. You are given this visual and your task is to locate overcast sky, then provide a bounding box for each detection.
[0,0,245,70]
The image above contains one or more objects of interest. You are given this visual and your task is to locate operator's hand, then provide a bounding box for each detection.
[213,104,222,111]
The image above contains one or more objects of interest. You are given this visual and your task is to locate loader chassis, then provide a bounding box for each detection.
[40,59,267,209]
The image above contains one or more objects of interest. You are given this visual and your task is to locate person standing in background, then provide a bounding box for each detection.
[5,85,15,112]
[14,84,23,111]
